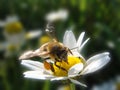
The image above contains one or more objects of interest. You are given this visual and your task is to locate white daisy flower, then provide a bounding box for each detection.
[0,15,25,45]
[45,9,68,22]
[20,31,110,87]
[0,15,42,42]
[0,15,42,56]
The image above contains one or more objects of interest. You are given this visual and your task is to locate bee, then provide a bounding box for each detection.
[19,22,72,64]
[39,22,72,63]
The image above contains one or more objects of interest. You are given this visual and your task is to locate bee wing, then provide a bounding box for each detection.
[45,22,58,42]
[19,47,50,60]
[19,48,43,60]
[19,50,37,60]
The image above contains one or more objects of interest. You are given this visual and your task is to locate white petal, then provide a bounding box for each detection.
[6,15,19,23]
[71,51,81,56]
[80,52,110,75]
[4,31,25,45]
[45,9,68,22]
[0,21,6,27]
[46,12,58,22]
[0,42,8,51]
[77,32,85,48]
[86,52,110,65]
[21,60,44,70]
[26,30,42,39]
[78,38,90,52]
[23,71,54,80]
[76,32,90,52]
[51,77,68,81]
[69,79,87,87]
[68,63,83,77]
[63,30,77,49]
[57,9,68,20]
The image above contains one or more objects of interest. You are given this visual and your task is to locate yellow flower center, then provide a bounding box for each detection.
[64,85,71,90]
[116,82,120,90]
[7,44,17,51]
[39,35,51,45]
[58,85,71,90]
[5,22,23,34]
[44,56,84,76]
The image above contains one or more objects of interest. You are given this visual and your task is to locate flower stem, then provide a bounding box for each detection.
[43,80,50,90]
[1,63,11,90]
[70,83,76,90]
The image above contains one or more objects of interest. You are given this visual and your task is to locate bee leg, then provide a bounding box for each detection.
[44,61,55,72]
[63,57,69,64]
[50,63,55,72]
[66,61,69,64]
[43,57,51,60]
[54,61,67,72]
[54,58,65,71]
[68,48,73,55]
[62,57,69,64]
[54,61,61,69]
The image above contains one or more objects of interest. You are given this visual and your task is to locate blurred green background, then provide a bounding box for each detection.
[0,0,120,90]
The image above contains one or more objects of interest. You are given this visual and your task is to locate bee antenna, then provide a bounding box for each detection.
[70,47,78,50]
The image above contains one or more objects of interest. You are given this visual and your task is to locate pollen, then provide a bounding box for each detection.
[5,22,23,34]
[52,56,84,76]
[44,61,51,70]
